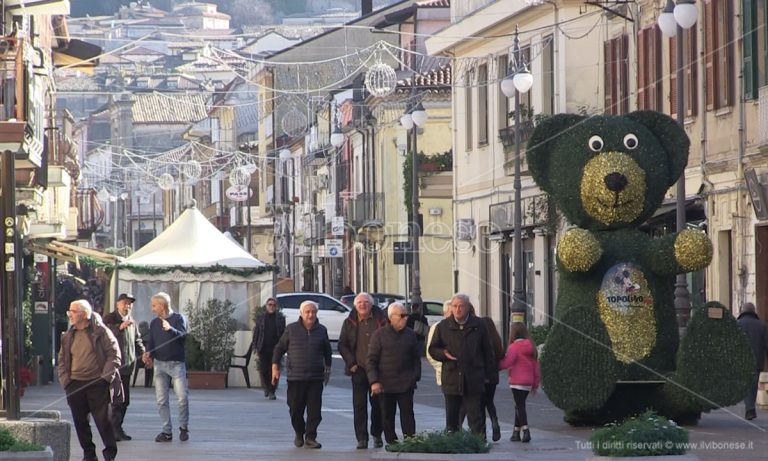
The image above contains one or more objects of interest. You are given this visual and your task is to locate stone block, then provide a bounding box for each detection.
[0,411,70,461]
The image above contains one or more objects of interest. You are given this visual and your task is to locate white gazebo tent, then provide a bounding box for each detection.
[116,205,273,385]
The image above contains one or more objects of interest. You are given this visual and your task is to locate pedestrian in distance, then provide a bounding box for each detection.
[367,302,421,445]
[58,299,121,461]
[498,322,540,443]
[252,297,286,400]
[338,292,388,449]
[272,300,332,449]
[142,292,190,443]
[103,292,145,441]
[737,302,768,420]
[406,302,429,356]
[481,316,505,442]
[428,293,497,436]
[426,300,452,386]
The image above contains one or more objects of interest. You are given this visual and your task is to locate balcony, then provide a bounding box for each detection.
[759,85,768,148]
[346,192,384,229]
[489,193,553,236]
[499,120,535,177]
[76,188,105,241]
[303,143,331,167]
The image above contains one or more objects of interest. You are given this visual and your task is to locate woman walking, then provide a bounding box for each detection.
[498,322,540,443]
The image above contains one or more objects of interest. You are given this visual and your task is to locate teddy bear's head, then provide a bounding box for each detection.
[526,110,689,230]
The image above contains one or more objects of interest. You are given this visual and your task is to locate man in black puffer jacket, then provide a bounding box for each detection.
[737,302,768,420]
[428,293,496,436]
[272,300,332,449]
[367,302,421,444]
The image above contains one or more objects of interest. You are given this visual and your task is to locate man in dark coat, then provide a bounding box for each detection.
[367,302,421,444]
[272,300,332,449]
[737,302,768,420]
[59,299,121,461]
[103,293,145,441]
[428,293,496,435]
[252,297,286,399]
[338,292,388,449]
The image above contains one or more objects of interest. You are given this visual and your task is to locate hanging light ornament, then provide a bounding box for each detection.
[229,166,251,187]
[365,61,397,98]
[281,105,308,138]
[182,160,202,184]
[157,173,175,191]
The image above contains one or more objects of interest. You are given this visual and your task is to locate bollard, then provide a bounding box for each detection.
[758,372,768,409]
[30,355,43,387]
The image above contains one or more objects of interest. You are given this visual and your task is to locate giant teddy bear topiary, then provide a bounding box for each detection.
[527,111,755,425]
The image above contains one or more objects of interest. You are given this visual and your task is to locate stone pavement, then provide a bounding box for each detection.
[17,355,768,460]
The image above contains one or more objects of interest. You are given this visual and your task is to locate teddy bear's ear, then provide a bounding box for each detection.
[526,113,584,192]
[626,110,690,186]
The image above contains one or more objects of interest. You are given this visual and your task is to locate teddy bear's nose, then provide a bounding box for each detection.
[604,172,628,192]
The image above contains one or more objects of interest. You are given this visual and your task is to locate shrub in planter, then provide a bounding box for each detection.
[589,411,688,457]
[385,430,491,454]
[0,427,45,452]
[185,298,237,371]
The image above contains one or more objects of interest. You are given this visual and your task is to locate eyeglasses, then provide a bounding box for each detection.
[393,313,408,319]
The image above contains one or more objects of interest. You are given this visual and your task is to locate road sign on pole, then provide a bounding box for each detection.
[326,239,342,258]
[331,216,344,236]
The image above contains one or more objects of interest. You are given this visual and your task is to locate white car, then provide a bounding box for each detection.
[394,299,447,327]
[276,292,351,341]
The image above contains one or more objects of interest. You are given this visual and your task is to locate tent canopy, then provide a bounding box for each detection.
[124,206,266,269]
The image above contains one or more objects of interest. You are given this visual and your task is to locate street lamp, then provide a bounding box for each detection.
[330,120,345,297]
[278,149,293,286]
[658,0,697,329]
[401,99,428,309]
[500,25,533,326]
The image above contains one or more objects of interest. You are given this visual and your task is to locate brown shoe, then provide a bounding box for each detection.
[304,438,322,449]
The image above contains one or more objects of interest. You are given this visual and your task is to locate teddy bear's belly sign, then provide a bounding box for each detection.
[596,262,656,363]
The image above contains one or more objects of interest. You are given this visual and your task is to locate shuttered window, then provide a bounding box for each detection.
[704,0,734,110]
[669,27,698,118]
[743,0,768,100]
[478,64,489,145]
[465,72,473,151]
[604,34,629,115]
[637,26,663,111]
[498,54,509,129]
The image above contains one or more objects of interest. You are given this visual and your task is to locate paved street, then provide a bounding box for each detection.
[20,355,767,460]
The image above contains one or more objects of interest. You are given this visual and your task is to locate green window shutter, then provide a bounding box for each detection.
[743,0,756,99]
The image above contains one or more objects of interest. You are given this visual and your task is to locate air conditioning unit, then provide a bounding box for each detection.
[456,218,475,241]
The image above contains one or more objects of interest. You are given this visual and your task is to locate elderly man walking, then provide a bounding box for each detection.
[272,300,332,449]
[428,293,496,436]
[737,302,768,420]
[142,292,190,443]
[338,292,388,449]
[367,302,421,444]
[59,299,121,461]
[103,292,145,441]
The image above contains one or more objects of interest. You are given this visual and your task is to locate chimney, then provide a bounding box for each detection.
[362,0,373,15]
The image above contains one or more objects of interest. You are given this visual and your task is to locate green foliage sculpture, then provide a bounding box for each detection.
[527,111,754,425]
[185,298,237,372]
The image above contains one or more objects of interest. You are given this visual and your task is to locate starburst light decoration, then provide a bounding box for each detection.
[182,160,202,184]
[281,106,308,138]
[229,166,250,187]
[364,61,397,98]
[157,173,175,191]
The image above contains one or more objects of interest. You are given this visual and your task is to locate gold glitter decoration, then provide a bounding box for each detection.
[558,228,602,272]
[674,229,713,271]
[597,263,656,363]
[580,152,646,225]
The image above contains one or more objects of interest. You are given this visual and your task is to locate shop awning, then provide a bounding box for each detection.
[53,39,101,74]
[27,240,121,267]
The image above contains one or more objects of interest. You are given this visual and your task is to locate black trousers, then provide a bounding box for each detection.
[66,379,117,461]
[111,370,132,431]
[511,388,530,427]
[258,350,276,394]
[351,368,382,442]
[444,392,484,435]
[379,389,415,443]
[286,380,324,440]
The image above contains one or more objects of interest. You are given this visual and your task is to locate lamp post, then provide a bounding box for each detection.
[658,0,697,329]
[330,120,345,298]
[400,100,428,309]
[279,149,293,288]
[500,25,534,326]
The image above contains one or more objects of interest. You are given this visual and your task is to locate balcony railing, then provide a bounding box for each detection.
[759,85,768,147]
[76,188,105,240]
[489,193,552,234]
[346,192,384,229]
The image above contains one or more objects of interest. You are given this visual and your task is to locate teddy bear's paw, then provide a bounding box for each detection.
[673,301,756,411]
[674,229,712,271]
[557,228,602,273]
[541,304,617,412]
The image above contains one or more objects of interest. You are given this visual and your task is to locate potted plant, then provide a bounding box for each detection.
[586,411,698,460]
[0,427,52,460]
[184,298,237,389]
[371,430,490,459]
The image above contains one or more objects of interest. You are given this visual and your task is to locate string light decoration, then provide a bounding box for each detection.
[157,173,175,191]
[364,61,397,98]
[182,160,202,184]
[229,166,250,187]
[281,105,308,138]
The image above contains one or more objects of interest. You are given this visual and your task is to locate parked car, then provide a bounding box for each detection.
[276,292,351,341]
[400,299,447,326]
[340,292,406,310]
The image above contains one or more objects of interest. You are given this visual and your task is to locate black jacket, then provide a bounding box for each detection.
[737,311,768,372]
[272,319,332,381]
[252,311,286,353]
[428,314,496,396]
[338,307,388,375]
[366,325,421,393]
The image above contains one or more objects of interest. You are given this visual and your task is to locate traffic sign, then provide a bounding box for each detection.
[326,239,342,258]
[331,216,344,236]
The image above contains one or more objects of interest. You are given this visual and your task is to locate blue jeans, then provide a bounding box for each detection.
[153,360,189,434]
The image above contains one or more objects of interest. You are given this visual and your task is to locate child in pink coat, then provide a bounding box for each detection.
[498,322,540,443]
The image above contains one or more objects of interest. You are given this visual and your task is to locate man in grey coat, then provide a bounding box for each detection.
[737,302,768,420]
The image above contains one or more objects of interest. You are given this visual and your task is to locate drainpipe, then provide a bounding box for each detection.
[736,6,748,308]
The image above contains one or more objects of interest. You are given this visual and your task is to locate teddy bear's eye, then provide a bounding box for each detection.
[623,133,639,150]
[588,135,604,152]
